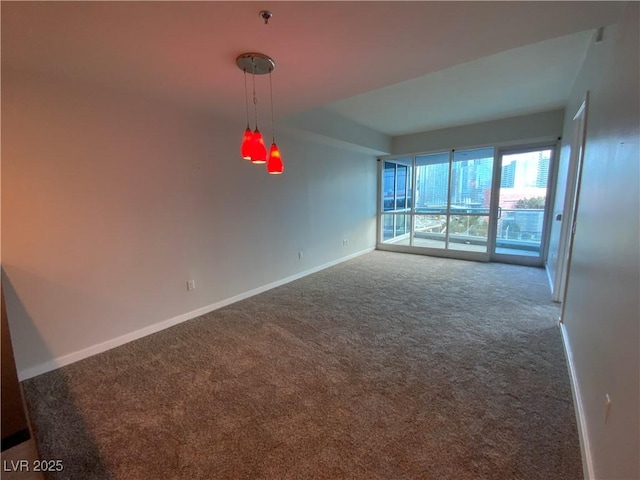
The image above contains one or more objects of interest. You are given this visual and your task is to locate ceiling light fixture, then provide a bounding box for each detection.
[236,54,273,166]
[236,11,284,174]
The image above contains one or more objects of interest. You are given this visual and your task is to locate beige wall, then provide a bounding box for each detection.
[2,71,377,378]
[554,4,639,479]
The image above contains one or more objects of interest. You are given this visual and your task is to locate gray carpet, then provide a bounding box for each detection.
[23,251,583,479]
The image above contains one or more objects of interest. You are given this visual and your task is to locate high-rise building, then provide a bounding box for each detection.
[536,155,550,188]
[474,159,494,206]
[416,161,449,209]
[501,161,516,188]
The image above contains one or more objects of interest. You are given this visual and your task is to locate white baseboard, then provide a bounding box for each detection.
[18,247,375,381]
[560,322,594,480]
[545,263,555,297]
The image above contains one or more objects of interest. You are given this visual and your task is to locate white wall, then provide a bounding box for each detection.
[555,4,639,479]
[1,71,377,378]
[281,107,391,155]
[392,109,564,155]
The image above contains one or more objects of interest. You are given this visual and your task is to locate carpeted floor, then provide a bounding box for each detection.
[22,251,583,479]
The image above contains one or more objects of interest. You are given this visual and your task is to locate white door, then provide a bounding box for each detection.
[555,95,589,306]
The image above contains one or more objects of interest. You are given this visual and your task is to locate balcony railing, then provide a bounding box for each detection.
[382,208,545,252]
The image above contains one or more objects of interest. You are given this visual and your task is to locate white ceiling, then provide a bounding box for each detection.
[1,2,626,137]
[324,30,594,136]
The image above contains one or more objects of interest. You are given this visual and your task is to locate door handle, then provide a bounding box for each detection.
[497,206,502,219]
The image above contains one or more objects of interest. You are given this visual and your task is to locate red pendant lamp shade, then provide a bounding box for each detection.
[250,129,267,164]
[267,142,284,174]
[241,127,252,160]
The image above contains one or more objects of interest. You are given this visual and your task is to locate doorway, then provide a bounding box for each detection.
[489,147,555,266]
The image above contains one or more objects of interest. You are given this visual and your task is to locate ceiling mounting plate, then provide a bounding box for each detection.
[236,53,275,75]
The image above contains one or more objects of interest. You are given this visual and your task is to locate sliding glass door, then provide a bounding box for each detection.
[447,149,494,253]
[378,144,555,266]
[379,148,495,261]
[489,147,555,265]
[413,152,449,249]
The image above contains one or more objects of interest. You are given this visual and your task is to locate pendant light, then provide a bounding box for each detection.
[236,31,285,174]
[267,142,284,174]
[267,68,284,174]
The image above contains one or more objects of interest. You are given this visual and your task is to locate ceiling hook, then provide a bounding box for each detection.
[260,10,273,25]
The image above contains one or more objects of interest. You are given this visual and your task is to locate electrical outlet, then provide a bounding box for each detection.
[187,280,196,291]
[298,251,304,260]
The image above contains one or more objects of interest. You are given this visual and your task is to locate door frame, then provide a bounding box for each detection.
[555,93,589,307]
[488,143,559,267]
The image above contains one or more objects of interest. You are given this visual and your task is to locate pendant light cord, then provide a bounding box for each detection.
[244,69,250,128]
[269,68,275,143]
[252,64,259,129]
